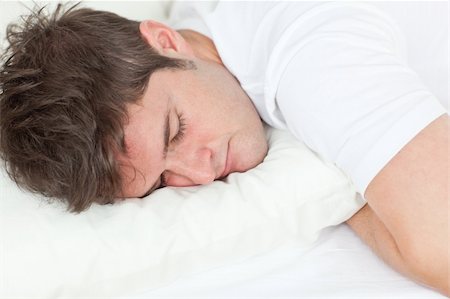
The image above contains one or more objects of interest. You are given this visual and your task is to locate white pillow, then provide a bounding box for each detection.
[0,127,365,298]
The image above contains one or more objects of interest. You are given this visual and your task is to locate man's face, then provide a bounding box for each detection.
[118,57,268,198]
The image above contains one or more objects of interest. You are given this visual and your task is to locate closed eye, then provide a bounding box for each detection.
[171,113,186,144]
[138,112,185,199]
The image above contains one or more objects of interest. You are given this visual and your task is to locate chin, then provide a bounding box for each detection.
[232,117,268,173]
[252,142,269,168]
[240,134,269,172]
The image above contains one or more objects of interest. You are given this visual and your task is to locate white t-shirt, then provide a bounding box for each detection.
[169,1,447,196]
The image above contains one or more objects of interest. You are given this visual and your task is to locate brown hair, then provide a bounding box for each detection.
[0,3,191,212]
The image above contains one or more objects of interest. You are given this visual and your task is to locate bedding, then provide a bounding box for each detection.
[125,224,447,299]
[0,126,364,298]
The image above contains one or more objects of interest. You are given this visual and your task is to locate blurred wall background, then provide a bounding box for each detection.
[0,1,171,50]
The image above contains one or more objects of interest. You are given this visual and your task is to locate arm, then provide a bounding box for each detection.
[347,114,449,296]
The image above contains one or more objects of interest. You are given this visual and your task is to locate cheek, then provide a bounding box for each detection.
[118,133,163,197]
[118,150,161,198]
[119,165,143,197]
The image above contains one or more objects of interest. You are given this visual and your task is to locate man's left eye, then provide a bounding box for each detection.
[171,114,186,144]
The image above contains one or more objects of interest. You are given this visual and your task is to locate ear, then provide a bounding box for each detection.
[139,20,194,57]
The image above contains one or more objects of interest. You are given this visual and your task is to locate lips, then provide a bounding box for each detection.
[221,141,232,178]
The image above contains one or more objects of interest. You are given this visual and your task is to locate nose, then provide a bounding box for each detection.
[164,148,216,187]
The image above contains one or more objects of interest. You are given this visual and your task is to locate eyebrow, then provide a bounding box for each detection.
[139,110,170,198]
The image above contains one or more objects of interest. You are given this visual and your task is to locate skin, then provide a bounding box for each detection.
[351,114,449,296]
[116,21,268,198]
[118,20,449,296]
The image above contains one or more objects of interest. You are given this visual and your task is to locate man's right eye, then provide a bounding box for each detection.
[171,113,186,144]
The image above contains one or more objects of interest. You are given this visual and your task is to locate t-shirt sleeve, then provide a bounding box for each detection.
[273,3,447,196]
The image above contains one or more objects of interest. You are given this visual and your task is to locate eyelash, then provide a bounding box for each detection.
[159,114,186,189]
[171,113,186,144]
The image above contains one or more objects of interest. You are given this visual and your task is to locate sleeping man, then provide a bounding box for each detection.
[0,2,448,296]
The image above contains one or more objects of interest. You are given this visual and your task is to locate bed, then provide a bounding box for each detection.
[0,1,448,298]
[124,224,446,299]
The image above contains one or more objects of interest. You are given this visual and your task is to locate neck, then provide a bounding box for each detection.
[178,29,223,66]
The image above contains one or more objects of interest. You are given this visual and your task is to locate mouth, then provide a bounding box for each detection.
[221,141,232,179]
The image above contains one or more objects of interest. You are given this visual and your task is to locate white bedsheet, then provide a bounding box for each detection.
[123,224,445,299]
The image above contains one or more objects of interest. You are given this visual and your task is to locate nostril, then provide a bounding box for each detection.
[195,169,216,185]
[163,171,195,187]
[164,170,215,187]
[165,148,215,186]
